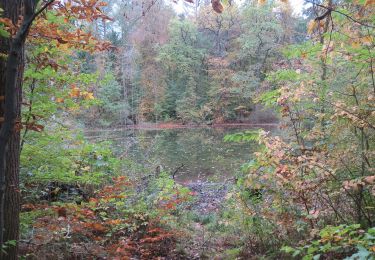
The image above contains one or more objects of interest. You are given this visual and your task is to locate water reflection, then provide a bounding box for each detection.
[86,126,275,183]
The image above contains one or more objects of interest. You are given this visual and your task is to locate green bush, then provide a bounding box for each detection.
[281,225,375,260]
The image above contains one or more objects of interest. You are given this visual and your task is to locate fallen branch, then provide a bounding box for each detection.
[172,164,184,180]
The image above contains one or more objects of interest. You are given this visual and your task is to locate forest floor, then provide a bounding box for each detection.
[186,181,230,213]
[178,181,236,259]
[19,179,235,259]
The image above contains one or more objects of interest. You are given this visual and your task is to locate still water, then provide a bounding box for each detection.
[86,126,275,183]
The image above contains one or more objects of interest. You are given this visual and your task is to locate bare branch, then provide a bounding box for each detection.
[306,0,375,28]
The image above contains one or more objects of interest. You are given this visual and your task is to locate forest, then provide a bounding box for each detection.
[0,0,374,259]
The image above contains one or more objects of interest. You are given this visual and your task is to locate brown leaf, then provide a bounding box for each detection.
[365,0,375,6]
[57,37,68,44]
[25,122,45,132]
[57,207,67,218]
[211,0,224,13]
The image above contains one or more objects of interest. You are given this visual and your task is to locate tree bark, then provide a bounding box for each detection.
[0,1,23,259]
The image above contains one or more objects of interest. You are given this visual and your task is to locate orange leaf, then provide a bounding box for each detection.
[365,0,375,6]
[85,222,107,233]
[56,97,64,103]
[69,86,81,98]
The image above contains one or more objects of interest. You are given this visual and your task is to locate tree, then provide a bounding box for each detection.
[130,0,174,122]
[0,1,110,257]
[0,1,52,258]
[0,1,23,258]
[233,3,283,91]
[229,0,375,256]
[196,3,244,122]
[197,3,241,56]
[158,18,210,122]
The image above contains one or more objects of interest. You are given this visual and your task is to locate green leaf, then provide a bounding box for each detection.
[293,249,303,257]
[224,130,260,143]
[302,255,313,260]
[344,246,371,260]
[281,246,295,253]
[6,240,17,246]
[256,89,280,107]
[307,246,318,254]
[0,26,9,38]
[313,254,321,260]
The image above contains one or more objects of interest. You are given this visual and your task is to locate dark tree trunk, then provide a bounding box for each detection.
[0,1,23,259]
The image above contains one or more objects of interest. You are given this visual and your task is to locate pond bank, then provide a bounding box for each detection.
[185,180,234,214]
[84,122,279,132]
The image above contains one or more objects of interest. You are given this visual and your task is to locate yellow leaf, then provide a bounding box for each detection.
[83,92,95,100]
[258,0,266,5]
[307,20,317,34]
[351,40,361,49]
[360,35,373,46]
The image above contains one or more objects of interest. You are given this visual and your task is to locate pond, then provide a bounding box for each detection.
[86,125,276,183]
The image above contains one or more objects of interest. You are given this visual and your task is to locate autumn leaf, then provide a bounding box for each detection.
[211,0,224,13]
[25,122,45,132]
[69,86,81,98]
[307,20,317,34]
[57,37,69,44]
[351,40,361,48]
[365,0,375,6]
[360,35,373,46]
[56,97,64,103]
[86,222,107,233]
[83,91,95,100]
[107,219,122,225]
[22,203,36,211]
[57,207,67,218]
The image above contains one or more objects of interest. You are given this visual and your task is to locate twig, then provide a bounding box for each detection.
[306,0,375,28]
[64,224,71,238]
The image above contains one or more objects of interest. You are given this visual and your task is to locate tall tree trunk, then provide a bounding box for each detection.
[0,1,23,259]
